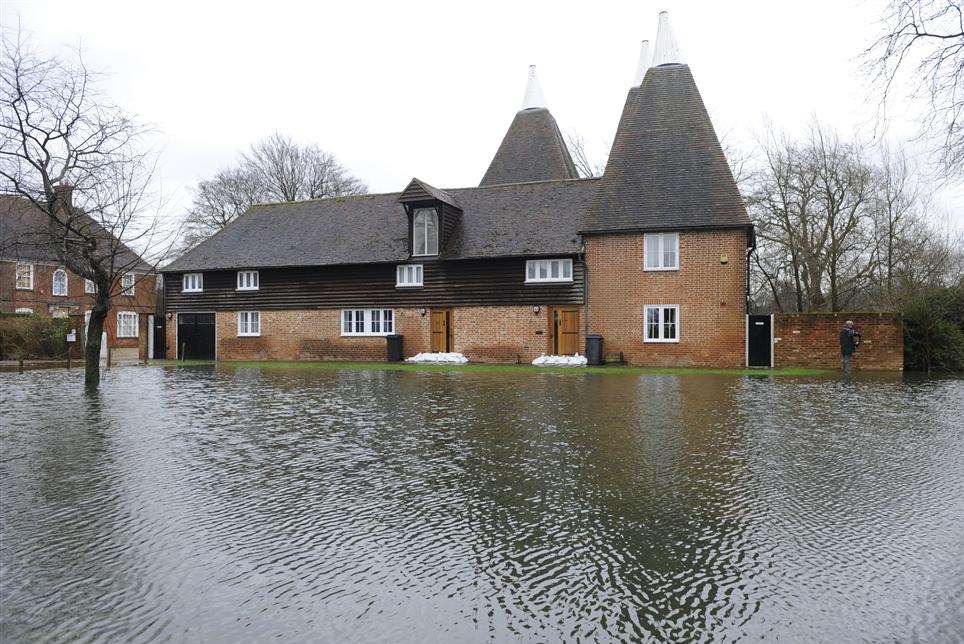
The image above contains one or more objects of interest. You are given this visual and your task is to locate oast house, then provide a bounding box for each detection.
[161,13,754,367]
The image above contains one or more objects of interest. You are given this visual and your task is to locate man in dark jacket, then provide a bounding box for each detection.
[840,320,861,374]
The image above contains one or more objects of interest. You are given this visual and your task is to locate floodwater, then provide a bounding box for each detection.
[1,365,962,642]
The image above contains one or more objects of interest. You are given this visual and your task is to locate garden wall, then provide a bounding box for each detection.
[773,312,903,371]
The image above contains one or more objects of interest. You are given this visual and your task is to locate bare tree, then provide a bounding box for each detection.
[1,30,175,388]
[182,133,366,249]
[565,132,607,178]
[865,0,964,174]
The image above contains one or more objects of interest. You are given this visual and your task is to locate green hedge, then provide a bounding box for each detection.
[0,314,69,360]
[902,284,964,373]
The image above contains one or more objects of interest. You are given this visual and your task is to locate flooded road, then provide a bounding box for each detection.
[2,365,962,642]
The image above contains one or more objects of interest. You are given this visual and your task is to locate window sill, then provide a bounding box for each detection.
[236,287,259,292]
[15,287,33,291]
[643,338,680,344]
[238,333,261,337]
[341,332,393,338]
[117,335,139,339]
[524,279,574,285]
[395,284,423,289]
[643,267,680,272]
[182,290,203,294]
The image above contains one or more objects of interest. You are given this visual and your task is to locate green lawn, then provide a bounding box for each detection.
[148,359,832,377]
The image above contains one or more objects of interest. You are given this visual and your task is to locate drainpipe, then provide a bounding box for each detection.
[579,236,589,338]
[745,225,756,315]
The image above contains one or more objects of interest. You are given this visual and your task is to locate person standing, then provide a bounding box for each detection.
[840,320,861,374]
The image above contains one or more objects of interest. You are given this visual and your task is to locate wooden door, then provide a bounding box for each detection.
[551,308,580,355]
[430,309,450,353]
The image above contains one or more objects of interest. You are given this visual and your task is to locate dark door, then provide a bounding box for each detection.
[430,309,450,353]
[747,314,772,367]
[177,313,215,360]
[552,308,580,355]
[153,316,166,359]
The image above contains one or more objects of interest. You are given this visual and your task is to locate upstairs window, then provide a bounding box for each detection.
[237,270,259,291]
[644,305,679,343]
[525,258,573,283]
[644,232,679,271]
[15,263,33,290]
[52,268,68,296]
[121,273,135,296]
[117,311,139,338]
[85,278,96,294]
[341,309,394,336]
[182,273,203,292]
[237,311,261,336]
[412,208,439,256]
[396,264,423,287]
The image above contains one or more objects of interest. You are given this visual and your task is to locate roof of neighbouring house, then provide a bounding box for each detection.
[0,194,153,272]
[583,63,750,234]
[162,178,599,272]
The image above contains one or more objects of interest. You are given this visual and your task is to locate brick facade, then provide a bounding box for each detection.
[1,259,156,358]
[774,313,903,371]
[165,305,577,364]
[585,229,750,367]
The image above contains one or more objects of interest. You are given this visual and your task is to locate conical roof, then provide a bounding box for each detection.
[584,63,748,233]
[479,67,578,186]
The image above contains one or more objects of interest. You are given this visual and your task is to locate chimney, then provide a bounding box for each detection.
[51,183,74,215]
[652,11,683,66]
[520,65,547,110]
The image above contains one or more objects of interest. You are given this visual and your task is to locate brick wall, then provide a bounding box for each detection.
[585,230,749,367]
[774,312,903,371]
[165,305,572,363]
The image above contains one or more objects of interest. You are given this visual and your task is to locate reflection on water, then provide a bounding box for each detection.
[1,366,962,642]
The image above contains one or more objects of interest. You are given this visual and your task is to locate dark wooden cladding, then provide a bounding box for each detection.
[164,257,585,311]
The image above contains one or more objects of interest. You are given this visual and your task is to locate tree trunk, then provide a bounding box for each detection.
[84,296,110,388]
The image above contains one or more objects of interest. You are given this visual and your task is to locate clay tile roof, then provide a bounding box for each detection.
[479,108,579,187]
[583,64,750,235]
[162,178,599,272]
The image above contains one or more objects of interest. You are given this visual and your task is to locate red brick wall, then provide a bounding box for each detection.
[585,230,749,367]
[165,305,572,363]
[1,259,155,356]
[774,313,903,371]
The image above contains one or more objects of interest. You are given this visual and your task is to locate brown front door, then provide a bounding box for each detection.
[430,309,451,353]
[551,308,580,355]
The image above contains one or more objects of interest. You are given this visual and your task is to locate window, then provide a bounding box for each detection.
[85,278,95,294]
[52,268,68,296]
[525,258,573,283]
[182,273,203,292]
[237,311,261,336]
[644,305,679,343]
[15,308,33,315]
[237,270,259,290]
[341,309,394,336]
[396,264,423,287]
[412,208,439,256]
[121,273,135,296]
[15,263,33,290]
[644,232,679,270]
[117,312,139,338]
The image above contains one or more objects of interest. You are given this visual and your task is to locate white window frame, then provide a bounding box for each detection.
[15,307,33,315]
[412,208,439,257]
[237,270,259,291]
[85,278,96,294]
[643,305,680,343]
[237,311,261,337]
[341,309,395,336]
[15,263,33,290]
[644,232,680,271]
[525,258,573,284]
[121,273,135,296]
[182,273,203,292]
[396,264,423,287]
[117,311,139,338]
[52,268,69,296]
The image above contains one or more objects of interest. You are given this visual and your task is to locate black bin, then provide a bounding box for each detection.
[586,334,604,366]
[386,334,404,362]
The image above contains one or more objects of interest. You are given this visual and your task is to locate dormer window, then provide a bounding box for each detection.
[412,208,439,256]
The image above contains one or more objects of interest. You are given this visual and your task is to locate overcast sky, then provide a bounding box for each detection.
[4,0,963,229]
